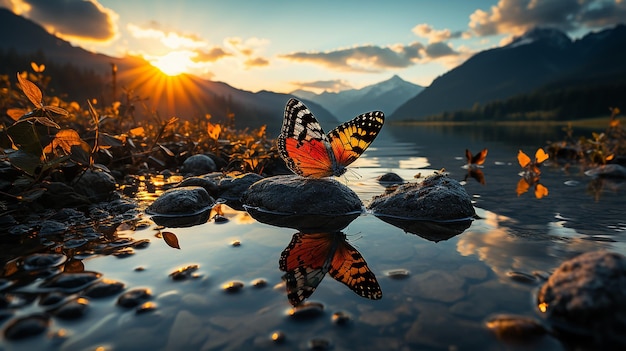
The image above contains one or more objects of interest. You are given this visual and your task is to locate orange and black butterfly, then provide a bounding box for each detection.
[279,232,382,306]
[518,148,549,175]
[277,98,384,178]
[465,148,488,166]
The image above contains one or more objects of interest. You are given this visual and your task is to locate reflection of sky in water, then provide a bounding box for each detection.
[457,208,614,282]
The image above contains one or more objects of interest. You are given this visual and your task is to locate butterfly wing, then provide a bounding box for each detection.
[279,232,335,305]
[534,148,549,164]
[277,99,336,178]
[465,149,473,164]
[328,111,385,169]
[472,148,488,165]
[517,150,531,168]
[328,234,382,300]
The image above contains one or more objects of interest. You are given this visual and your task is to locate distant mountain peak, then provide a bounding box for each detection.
[292,75,424,118]
[508,27,572,48]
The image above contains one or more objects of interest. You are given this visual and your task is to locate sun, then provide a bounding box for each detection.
[149,51,194,76]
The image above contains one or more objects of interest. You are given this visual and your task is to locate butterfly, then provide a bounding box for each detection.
[279,232,382,306]
[465,148,488,166]
[277,98,384,178]
[518,148,549,175]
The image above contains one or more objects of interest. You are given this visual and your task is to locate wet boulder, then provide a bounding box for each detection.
[146,186,214,217]
[584,164,626,179]
[180,154,217,176]
[146,186,215,227]
[176,176,219,198]
[241,175,363,232]
[368,173,475,221]
[72,169,117,203]
[537,250,626,347]
[217,173,264,209]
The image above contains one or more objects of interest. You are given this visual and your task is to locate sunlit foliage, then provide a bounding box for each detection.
[0,65,279,204]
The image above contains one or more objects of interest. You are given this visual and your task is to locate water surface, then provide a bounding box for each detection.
[2,123,624,351]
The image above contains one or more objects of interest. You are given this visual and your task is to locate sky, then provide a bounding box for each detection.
[1,0,625,94]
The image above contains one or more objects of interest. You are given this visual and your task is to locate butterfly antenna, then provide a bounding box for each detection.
[344,168,362,182]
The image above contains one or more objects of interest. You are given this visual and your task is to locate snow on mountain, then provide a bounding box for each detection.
[292,75,424,120]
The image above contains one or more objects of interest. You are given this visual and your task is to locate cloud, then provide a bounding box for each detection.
[280,42,437,72]
[192,47,231,63]
[412,24,464,43]
[290,79,353,92]
[11,0,118,41]
[127,22,207,49]
[244,57,269,68]
[224,37,271,69]
[469,0,626,37]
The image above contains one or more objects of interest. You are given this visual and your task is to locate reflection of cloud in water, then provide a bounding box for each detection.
[399,156,430,169]
[351,156,381,168]
[457,208,610,281]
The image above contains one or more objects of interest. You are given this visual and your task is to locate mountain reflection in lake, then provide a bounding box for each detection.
[1,123,624,350]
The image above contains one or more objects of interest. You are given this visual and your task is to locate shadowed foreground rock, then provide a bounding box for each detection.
[537,250,626,348]
[146,186,215,227]
[241,175,363,232]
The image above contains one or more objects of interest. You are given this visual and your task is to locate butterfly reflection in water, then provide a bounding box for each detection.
[279,232,382,306]
[277,98,384,178]
[464,148,488,184]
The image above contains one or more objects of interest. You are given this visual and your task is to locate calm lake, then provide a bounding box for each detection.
[2,122,624,351]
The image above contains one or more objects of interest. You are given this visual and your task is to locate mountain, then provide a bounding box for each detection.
[0,8,337,136]
[391,25,626,121]
[292,75,424,119]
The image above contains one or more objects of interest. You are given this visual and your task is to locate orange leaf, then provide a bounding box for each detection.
[162,231,180,249]
[207,122,221,140]
[16,72,43,108]
[6,108,26,121]
[130,126,145,137]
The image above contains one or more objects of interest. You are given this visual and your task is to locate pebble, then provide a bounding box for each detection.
[222,281,244,293]
[384,269,411,280]
[39,271,102,293]
[52,297,90,320]
[23,253,67,271]
[117,288,152,308]
[287,302,324,320]
[251,278,267,288]
[331,311,352,325]
[170,265,200,281]
[3,313,50,340]
[308,337,332,350]
[82,279,126,298]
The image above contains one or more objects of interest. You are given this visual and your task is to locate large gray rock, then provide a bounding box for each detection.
[146,186,214,217]
[180,154,217,176]
[241,175,363,232]
[72,169,117,203]
[368,173,475,221]
[537,250,626,347]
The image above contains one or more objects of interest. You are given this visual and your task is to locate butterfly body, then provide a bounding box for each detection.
[279,232,382,305]
[277,98,384,178]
